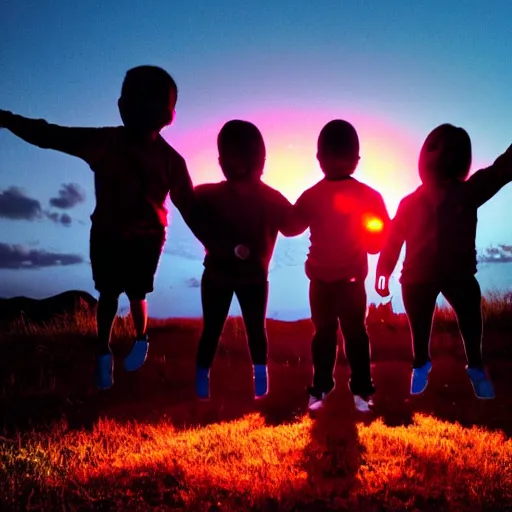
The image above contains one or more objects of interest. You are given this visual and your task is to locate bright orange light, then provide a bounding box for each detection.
[365,216,384,232]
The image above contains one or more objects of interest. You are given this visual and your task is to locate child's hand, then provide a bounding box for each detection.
[234,244,250,260]
[0,110,12,128]
[375,275,390,297]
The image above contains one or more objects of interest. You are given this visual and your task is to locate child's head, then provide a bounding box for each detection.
[118,66,177,135]
[419,124,472,185]
[217,120,266,182]
[317,120,360,179]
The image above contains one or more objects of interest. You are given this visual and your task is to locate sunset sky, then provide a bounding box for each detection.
[1,1,511,307]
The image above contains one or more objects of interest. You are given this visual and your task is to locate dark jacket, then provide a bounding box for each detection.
[377,146,512,284]
[194,180,303,283]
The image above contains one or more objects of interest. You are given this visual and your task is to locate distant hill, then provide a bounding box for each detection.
[0,290,97,326]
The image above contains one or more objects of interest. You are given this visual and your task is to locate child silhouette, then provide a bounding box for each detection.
[293,120,390,412]
[0,66,196,390]
[376,124,512,399]
[192,120,303,400]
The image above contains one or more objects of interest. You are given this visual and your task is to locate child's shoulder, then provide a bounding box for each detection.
[157,135,186,163]
[194,181,225,198]
[260,182,289,202]
[395,186,423,213]
[345,178,385,203]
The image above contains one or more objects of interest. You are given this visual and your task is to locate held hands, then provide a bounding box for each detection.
[375,274,390,298]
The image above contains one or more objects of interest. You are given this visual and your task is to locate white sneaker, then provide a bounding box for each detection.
[307,386,331,411]
[354,395,374,412]
[308,393,327,411]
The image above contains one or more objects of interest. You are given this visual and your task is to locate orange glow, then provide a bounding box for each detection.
[365,216,384,232]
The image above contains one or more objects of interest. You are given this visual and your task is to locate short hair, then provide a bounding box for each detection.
[121,65,178,101]
[419,124,472,183]
[217,120,266,180]
[317,120,360,159]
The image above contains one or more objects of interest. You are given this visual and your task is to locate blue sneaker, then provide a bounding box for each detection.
[254,364,268,398]
[466,367,495,399]
[95,352,113,390]
[411,361,432,395]
[123,336,149,372]
[196,367,210,400]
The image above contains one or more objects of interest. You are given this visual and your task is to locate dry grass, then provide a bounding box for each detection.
[0,291,511,510]
[1,290,511,343]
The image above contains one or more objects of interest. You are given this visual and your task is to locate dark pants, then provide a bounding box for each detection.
[402,275,483,369]
[309,278,374,397]
[196,274,269,369]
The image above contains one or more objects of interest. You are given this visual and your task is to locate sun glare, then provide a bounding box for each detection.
[170,109,421,211]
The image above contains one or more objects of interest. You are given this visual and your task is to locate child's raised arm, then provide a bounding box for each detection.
[375,198,408,297]
[0,110,109,166]
[465,143,512,207]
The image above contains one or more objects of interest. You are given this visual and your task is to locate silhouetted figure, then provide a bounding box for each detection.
[0,66,197,391]
[293,120,390,413]
[376,124,512,399]
[192,120,303,400]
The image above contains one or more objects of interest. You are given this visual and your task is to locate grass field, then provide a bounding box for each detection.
[0,293,511,511]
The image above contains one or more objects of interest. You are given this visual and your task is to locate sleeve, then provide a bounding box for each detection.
[376,198,408,277]
[1,111,109,167]
[465,144,512,207]
[167,152,195,217]
[290,190,311,234]
[272,190,309,237]
[184,185,242,256]
[362,190,391,255]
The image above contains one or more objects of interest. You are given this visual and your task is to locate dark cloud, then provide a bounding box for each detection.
[49,183,85,209]
[46,212,73,227]
[60,213,72,226]
[0,243,84,269]
[185,277,201,288]
[0,187,42,220]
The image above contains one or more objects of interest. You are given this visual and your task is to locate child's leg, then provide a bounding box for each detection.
[402,283,439,368]
[235,281,269,397]
[196,274,234,369]
[89,228,123,357]
[337,280,374,397]
[123,231,165,372]
[128,296,148,340]
[97,293,120,354]
[441,277,483,368]
[234,281,269,366]
[309,278,339,395]
[442,277,494,399]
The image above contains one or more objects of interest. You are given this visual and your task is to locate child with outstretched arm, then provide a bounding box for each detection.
[293,120,390,413]
[192,119,303,400]
[0,65,199,390]
[376,124,512,399]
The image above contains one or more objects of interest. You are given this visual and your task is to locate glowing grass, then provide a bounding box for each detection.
[1,412,511,510]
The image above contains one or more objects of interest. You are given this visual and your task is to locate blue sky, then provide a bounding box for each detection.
[1,0,511,305]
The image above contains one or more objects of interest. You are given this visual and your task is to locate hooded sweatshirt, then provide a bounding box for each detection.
[295,177,390,283]
[377,147,512,284]
[194,180,303,283]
